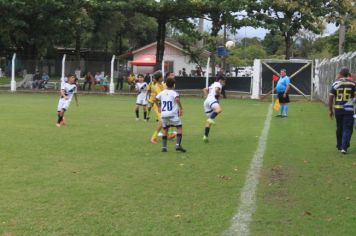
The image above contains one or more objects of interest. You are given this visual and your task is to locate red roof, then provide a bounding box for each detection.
[131,55,156,66]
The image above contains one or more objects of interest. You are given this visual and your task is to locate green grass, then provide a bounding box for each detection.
[0,94,355,235]
[251,101,356,236]
[0,93,268,235]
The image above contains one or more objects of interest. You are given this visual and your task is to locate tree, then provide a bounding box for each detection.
[227,38,267,66]
[247,0,329,59]
[130,0,200,70]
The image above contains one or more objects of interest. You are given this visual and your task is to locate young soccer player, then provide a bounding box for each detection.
[155,77,186,152]
[150,71,167,144]
[134,74,148,121]
[146,76,157,121]
[202,76,226,142]
[56,74,79,127]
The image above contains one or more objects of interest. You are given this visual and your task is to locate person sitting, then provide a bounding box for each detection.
[101,74,109,92]
[32,71,41,89]
[127,72,136,92]
[39,72,49,89]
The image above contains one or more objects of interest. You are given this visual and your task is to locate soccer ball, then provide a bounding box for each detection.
[225,41,235,49]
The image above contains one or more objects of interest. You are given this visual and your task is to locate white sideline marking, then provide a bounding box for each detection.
[224,104,273,236]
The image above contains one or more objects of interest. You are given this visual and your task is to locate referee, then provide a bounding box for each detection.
[276,69,290,117]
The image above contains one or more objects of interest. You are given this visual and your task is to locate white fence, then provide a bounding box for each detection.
[314,51,356,104]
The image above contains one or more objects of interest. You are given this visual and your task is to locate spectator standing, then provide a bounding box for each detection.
[83,72,94,91]
[328,67,355,154]
[182,68,187,77]
[116,70,124,91]
[32,70,41,89]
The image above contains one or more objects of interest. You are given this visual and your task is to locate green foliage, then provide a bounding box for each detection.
[227,38,267,66]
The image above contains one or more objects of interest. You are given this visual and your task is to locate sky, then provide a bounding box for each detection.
[233,24,339,39]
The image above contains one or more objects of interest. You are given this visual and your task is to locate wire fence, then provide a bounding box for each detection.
[315,51,356,104]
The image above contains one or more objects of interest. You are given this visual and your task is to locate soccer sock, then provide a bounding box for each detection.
[162,136,167,149]
[204,127,210,137]
[279,105,284,115]
[284,105,288,116]
[135,110,139,118]
[144,111,147,119]
[176,134,182,146]
[57,115,63,124]
[210,112,218,119]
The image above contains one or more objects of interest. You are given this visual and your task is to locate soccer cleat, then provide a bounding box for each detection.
[176,146,186,152]
[206,118,216,125]
[161,147,167,152]
[150,138,157,144]
[203,135,209,143]
[56,123,61,128]
[341,149,347,154]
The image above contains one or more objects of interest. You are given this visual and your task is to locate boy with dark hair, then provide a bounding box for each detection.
[134,74,148,121]
[56,74,79,127]
[155,78,186,152]
[202,76,226,142]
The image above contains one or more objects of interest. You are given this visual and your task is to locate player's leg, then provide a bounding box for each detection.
[143,99,148,121]
[341,114,353,153]
[161,121,169,152]
[151,104,162,143]
[207,102,222,125]
[147,102,152,120]
[175,125,186,152]
[135,104,140,120]
[335,114,343,151]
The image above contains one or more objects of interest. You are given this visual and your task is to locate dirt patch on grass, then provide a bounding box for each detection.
[263,165,292,206]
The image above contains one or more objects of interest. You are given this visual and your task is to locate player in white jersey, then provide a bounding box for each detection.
[202,76,226,142]
[134,74,148,121]
[56,74,78,127]
[155,77,186,152]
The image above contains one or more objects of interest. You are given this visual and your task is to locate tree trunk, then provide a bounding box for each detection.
[284,34,292,60]
[75,28,81,66]
[339,24,346,55]
[155,18,167,71]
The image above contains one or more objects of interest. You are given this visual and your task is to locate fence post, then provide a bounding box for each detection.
[206,57,210,88]
[10,53,16,92]
[61,54,66,83]
[109,55,116,94]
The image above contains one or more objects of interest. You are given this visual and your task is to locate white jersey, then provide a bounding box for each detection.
[57,82,77,111]
[135,82,148,105]
[60,82,77,101]
[156,89,179,118]
[207,82,222,99]
[135,82,148,97]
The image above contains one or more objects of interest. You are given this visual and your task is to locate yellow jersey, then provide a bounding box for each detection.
[149,82,166,103]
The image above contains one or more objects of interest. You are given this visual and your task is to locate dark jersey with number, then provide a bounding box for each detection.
[329,78,356,115]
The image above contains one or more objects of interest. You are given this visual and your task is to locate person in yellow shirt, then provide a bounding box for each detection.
[150,71,167,144]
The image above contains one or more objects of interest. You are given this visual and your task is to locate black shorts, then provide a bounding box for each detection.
[278,92,290,103]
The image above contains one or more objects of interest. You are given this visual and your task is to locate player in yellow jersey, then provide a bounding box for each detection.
[150,71,167,144]
[147,77,158,121]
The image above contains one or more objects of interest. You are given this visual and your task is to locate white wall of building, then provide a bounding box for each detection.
[132,43,199,76]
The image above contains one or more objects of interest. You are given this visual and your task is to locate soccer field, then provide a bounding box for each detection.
[0,93,355,235]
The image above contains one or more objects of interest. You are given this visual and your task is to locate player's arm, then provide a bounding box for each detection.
[74,93,79,106]
[60,89,67,99]
[176,96,183,117]
[154,97,161,113]
[215,87,221,99]
[203,88,208,97]
[328,93,334,120]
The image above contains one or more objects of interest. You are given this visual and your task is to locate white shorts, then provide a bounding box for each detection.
[136,94,148,106]
[204,97,220,117]
[57,98,71,111]
[162,116,182,129]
